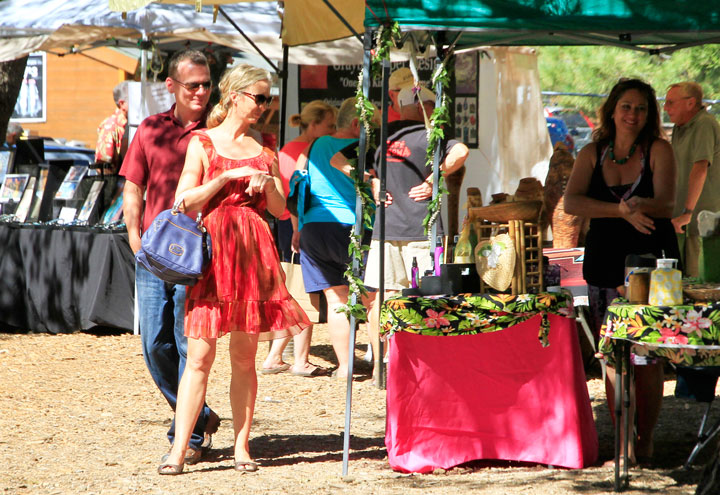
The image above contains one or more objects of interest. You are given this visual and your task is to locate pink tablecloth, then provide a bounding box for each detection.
[385,314,598,472]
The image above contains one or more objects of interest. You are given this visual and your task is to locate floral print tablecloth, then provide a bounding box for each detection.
[599,300,720,366]
[379,291,575,347]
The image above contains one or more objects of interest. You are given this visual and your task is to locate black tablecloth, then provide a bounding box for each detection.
[0,224,135,333]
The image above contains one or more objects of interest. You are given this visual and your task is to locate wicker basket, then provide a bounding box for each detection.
[683,284,720,302]
[469,200,543,223]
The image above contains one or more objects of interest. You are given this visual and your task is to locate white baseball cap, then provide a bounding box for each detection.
[397,86,436,107]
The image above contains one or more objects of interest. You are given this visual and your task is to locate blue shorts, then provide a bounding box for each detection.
[299,222,370,292]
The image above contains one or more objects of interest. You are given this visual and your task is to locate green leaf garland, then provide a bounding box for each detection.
[337,23,401,322]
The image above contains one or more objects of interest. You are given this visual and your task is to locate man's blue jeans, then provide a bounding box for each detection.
[136,263,212,450]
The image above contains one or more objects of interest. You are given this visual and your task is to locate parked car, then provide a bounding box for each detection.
[545,107,595,154]
[546,116,574,154]
[43,139,95,165]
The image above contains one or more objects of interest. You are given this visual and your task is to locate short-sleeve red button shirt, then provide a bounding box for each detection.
[119,105,207,232]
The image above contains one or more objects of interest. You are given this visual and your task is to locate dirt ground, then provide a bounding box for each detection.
[0,324,715,494]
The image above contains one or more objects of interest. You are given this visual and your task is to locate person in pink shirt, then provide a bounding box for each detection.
[262,100,337,377]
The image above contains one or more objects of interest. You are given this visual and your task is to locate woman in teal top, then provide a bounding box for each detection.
[292,97,377,380]
[299,134,358,228]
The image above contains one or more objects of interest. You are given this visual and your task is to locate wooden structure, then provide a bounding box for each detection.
[470,216,544,295]
[19,47,136,147]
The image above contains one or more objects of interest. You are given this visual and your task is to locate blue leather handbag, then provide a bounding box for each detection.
[286,140,314,217]
[135,196,212,286]
[287,169,311,217]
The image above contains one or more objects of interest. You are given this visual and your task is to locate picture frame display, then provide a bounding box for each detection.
[0,173,30,203]
[27,168,48,222]
[0,148,15,179]
[76,180,104,223]
[58,206,77,223]
[13,176,36,223]
[54,165,88,200]
[101,177,125,224]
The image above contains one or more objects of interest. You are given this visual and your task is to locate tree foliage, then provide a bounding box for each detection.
[537,45,720,121]
[0,56,28,142]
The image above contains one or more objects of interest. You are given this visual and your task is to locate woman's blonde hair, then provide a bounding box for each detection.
[289,100,337,132]
[207,63,272,128]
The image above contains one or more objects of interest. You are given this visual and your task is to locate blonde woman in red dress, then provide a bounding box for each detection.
[158,64,311,475]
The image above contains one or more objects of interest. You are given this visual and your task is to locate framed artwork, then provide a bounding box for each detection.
[65,165,87,182]
[58,206,77,224]
[76,181,104,223]
[0,149,15,178]
[101,177,125,224]
[54,165,88,200]
[12,52,46,123]
[455,96,478,147]
[455,51,479,94]
[13,176,36,223]
[101,194,123,224]
[0,173,30,203]
[27,168,48,222]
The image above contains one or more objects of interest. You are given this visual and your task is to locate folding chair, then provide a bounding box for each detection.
[675,367,720,468]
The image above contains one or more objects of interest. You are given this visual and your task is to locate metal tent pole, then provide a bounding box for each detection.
[375,58,391,389]
[342,26,374,477]
[430,34,445,267]
[279,44,289,148]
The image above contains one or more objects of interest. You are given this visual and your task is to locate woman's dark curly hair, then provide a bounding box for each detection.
[593,78,664,148]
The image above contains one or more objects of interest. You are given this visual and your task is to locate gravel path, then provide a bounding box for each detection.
[0,326,712,494]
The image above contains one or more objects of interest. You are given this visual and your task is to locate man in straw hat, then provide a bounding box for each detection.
[387,67,414,123]
[364,85,469,364]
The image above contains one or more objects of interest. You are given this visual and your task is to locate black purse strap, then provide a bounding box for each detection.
[299,138,316,172]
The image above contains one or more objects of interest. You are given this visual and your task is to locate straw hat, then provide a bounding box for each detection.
[475,233,516,291]
[388,67,414,91]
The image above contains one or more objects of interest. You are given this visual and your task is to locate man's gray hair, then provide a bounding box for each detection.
[113,81,129,105]
[669,81,704,109]
[7,122,23,135]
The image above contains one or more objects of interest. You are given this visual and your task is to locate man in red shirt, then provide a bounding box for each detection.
[120,50,219,465]
[95,81,129,173]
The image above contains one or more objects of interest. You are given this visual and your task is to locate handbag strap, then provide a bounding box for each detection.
[296,139,317,173]
[172,192,206,232]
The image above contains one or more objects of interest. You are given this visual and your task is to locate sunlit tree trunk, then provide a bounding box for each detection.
[0,56,28,142]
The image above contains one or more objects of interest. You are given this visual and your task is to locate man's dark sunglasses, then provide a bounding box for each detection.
[241,91,273,106]
[172,78,212,92]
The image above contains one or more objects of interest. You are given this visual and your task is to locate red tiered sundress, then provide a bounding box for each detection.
[184,130,311,340]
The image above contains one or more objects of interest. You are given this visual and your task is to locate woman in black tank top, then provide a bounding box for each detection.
[564,78,679,465]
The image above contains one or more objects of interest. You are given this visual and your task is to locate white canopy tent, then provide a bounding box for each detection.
[0,0,364,65]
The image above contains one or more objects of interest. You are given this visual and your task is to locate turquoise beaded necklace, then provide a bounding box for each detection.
[608,140,637,165]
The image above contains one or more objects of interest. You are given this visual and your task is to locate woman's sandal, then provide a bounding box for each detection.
[157,462,184,475]
[234,460,259,473]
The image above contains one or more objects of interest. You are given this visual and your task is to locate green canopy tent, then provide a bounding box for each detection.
[364,0,720,53]
[338,0,720,484]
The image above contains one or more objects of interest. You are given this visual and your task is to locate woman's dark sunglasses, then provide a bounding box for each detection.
[241,91,273,106]
[172,78,212,92]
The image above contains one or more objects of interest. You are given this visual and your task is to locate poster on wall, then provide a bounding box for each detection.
[455,52,479,148]
[12,52,46,123]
